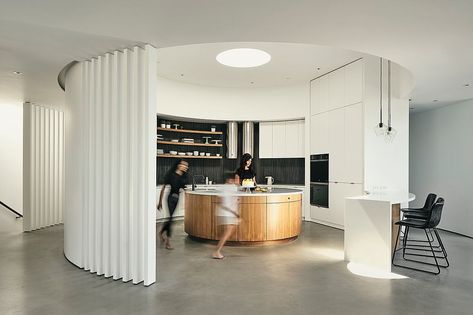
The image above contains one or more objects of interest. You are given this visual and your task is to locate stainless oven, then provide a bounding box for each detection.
[310,183,329,208]
[310,154,329,183]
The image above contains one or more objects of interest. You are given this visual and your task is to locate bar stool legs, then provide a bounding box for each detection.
[392,227,449,275]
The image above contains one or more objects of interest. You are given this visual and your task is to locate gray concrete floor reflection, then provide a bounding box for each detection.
[1,209,472,315]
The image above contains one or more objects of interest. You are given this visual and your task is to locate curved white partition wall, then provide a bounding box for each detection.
[64,45,157,286]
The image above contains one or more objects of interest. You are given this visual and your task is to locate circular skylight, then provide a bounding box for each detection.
[216,48,271,68]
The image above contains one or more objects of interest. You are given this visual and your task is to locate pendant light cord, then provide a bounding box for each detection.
[379,58,383,127]
[388,60,391,131]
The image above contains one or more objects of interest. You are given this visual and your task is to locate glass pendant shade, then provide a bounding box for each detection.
[385,127,397,143]
[374,122,387,136]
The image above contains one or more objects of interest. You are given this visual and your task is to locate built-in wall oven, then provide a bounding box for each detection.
[310,154,329,208]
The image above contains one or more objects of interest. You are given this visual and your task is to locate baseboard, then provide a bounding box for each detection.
[304,218,344,231]
[438,228,473,239]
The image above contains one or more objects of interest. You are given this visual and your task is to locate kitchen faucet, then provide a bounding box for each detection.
[192,174,206,191]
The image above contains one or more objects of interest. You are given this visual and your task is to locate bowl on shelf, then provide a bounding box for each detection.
[169,150,178,155]
[170,139,179,142]
[199,152,205,156]
[205,153,211,157]
[186,152,193,156]
[193,151,199,156]
[211,140,222,144]
[216,153,221,157]
[178,152,186,156]
[157,149,164,155]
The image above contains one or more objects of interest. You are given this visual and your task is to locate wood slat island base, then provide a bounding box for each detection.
[184,188,303,245]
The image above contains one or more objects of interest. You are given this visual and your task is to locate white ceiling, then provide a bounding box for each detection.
[156,42,363,88]
[1,0,473,112]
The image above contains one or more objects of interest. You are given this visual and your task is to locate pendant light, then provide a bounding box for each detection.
[374,57,387,136]
[385,60,397,143]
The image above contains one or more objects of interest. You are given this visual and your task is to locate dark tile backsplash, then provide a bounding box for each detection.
[157,117,305,185]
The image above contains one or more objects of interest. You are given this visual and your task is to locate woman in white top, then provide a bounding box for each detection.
[212,177,239,259]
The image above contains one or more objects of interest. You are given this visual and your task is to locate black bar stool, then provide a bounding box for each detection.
[392,198,449,275]
[401,193,437,243]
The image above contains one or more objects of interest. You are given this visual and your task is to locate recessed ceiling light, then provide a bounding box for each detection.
[316,67,321,71]
[13,71,22,75]
[216,48,271,68]
[433,99,438,102]
[464,83,470,87]
[250,81,254,84]
[180,73,184,77]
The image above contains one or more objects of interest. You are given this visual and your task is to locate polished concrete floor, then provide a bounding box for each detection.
[1,209,473,315]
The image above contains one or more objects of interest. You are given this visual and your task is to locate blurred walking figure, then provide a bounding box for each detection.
[157,159,189,250]
[213,176,239,259]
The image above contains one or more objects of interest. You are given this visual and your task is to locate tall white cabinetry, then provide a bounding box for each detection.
[309,59,364,229]
[259,120,304,158]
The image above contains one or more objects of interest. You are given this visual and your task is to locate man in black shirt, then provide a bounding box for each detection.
[157,159,188,249]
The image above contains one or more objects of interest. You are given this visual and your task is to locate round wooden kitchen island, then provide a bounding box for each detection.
[184,188,302,245]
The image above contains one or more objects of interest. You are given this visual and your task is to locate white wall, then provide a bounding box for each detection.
[363,56,410,193]
[23,103,64,231]
[0,103,23,214]
[410,99,473,237]
[157,76,309,121]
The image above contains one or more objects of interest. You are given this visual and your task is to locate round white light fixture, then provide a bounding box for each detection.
[216,48,271,68]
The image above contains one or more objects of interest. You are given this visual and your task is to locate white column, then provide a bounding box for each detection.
[64,45,157,286]
[23,103,65,231]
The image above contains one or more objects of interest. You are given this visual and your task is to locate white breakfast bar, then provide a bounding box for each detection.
[344,192,416,273]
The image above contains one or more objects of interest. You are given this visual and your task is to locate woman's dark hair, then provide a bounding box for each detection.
[238,153,253,172]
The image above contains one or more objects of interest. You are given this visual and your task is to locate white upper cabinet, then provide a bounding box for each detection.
[310,115,319,154]
[285,120,305,158]
[272,121,286,157]
[327,109,346,182]
[298,119,305,157]
[328,70,345,111]
[311,103,363,184]
[310,75,329,115]
[344,60,363,106]
[259,122,273,158]
[260,120,305,158]
[310,59,363,116]
[310,112,329,155]
[344,103,363,183]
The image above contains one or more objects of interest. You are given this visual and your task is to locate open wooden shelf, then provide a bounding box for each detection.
[157,154,222,159]
[157,127,222,135]
[157,140,222,147]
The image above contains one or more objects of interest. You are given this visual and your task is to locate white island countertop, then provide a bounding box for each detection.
[347,192,415,204]
[186,187,303,196]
